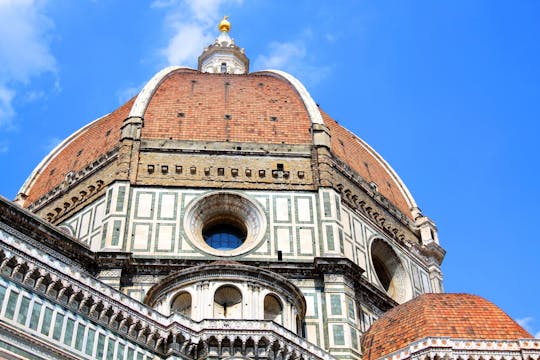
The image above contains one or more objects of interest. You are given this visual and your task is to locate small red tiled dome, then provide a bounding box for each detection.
[361,293,532,360]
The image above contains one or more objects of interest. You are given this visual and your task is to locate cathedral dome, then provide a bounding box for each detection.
[17,66,417,222]
[361,293,532,360]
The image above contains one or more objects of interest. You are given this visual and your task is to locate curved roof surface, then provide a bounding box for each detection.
[19,68,416,219]
[23,98,134,204]
[361,293,532,360]
[141,71,313,143]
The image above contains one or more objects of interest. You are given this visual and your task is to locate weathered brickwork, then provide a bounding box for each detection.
[24,98,134,205]
[142,72,313,144]
[322,110,413,219]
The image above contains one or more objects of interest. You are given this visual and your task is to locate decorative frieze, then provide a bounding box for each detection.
[377,337,540,360]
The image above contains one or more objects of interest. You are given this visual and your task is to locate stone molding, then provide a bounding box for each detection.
[26,147,118,216]
[373,337,540,360]
[321,150,446,268]
[0,196,95,270]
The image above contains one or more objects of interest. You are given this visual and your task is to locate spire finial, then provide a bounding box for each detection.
[218,16,231,33]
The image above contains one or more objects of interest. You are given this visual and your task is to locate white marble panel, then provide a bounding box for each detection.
[298,228,314,255]
[79,211,91,238]
[296,197,312,222]
[159,193,176,219]
[156,224,174,251]
[136,193,154,218]
[275,197,290,222]
[276,227,292,252]
[133,224,151,251]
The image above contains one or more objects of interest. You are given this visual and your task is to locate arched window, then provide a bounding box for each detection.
[220,62,227,73]
[171,292,192,318]
[213,285,242,319]
[263,294,283,324]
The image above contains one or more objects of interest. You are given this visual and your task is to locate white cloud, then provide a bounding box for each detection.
[42,136,61,153]
[164,23,214,66]
[255,41,306,70]
[152,0,242,67]
[0,140,8,154]
[517,317,540,338]
[0,85,15,128]
[0,0,57,129]
[116,84,144,104]
[23,90,46,103]
[253,37,332,87]
[150,0,177,8]
[517,317,534,328]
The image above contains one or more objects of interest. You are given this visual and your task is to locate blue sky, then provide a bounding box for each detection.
[0,1,539,336]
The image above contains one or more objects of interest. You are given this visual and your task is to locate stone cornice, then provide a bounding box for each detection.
[314,257,397,313]
[0,195,95,271]
[140,139,313,157]
[374,337,540,360]
[321,151,446,268]
[27,146,118,215]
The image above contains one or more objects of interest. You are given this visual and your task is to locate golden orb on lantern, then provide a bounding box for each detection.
[218,16,231,32]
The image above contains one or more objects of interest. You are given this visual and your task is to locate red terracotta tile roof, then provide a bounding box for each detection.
[24,98,134,204]
[361,293,532,360]
[323,110,412,218]
[141,72,313,144]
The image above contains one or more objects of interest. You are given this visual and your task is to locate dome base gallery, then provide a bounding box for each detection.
[0,17,536,360]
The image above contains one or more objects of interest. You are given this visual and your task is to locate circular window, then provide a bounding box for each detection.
[203,223,246,250]
[370,238,412,303]
[184,192,266,256]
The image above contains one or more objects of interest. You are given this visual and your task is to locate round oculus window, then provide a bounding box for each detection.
[203,223,246,250]
[370,238,413,303]
[183,192,266,256]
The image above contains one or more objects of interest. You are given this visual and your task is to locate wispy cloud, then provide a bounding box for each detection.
[151,0,242,67]
[255,41,307,70]
[0,0,57,130]
[42,136,62,153]
[0,86,15,129]
[0,140,9,154]
[116,84,144,105]
[253,35,332,87]
[152,1,331,86]
[517,317,540,338]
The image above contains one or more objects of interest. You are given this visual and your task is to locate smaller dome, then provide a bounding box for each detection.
[361,293,532,360]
